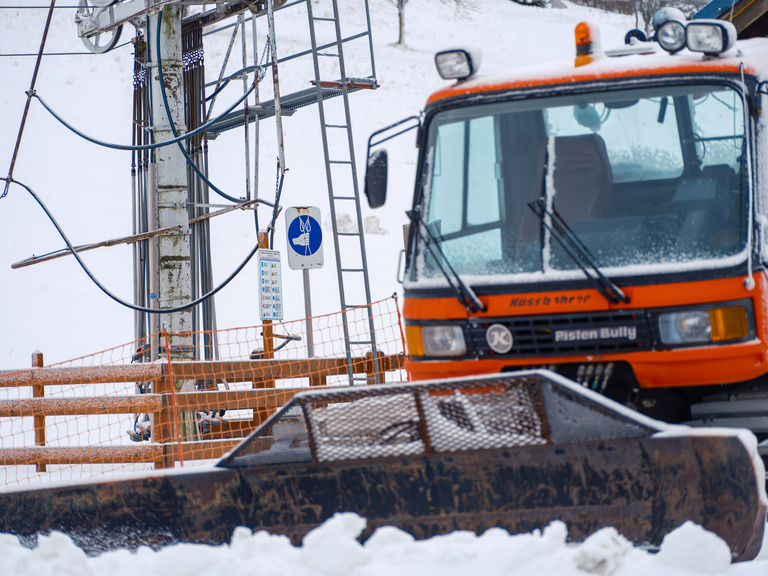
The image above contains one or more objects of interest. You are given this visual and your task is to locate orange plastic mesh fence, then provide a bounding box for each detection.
[0,296,407,488]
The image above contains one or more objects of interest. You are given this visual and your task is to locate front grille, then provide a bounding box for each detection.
[468,310,653,358]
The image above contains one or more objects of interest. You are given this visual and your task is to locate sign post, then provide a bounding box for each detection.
[286,207,323,358]
[258,246,283,322]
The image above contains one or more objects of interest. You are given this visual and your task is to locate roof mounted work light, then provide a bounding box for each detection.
[686,20,737,55]
[653,7,737,56]
[654,7,687,53]
[434,48,482,81]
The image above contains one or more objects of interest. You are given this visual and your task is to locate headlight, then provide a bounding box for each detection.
[434,48,482,81]
[406,325,466,357]
[686,21,737,55]
[659,310,710,343]
[651,9,736,57]
[653,7,686,54]
[658,305,749,345]
[657,20,686,53]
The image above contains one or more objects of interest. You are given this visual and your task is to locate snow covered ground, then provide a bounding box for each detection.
[1,512,767,576]
[1,0,768,573]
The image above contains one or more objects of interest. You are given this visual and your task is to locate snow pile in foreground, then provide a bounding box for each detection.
[1,513,766,576]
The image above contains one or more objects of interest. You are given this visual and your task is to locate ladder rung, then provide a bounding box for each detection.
[329,160,352,164]
[311,79,379,90]
[349,341,373,346]
[341,268,365,273]
[313,17,337,22]
[337,231,360,236]
[318,53,339,58]
[332,195,357,200]
[325,124,349,129]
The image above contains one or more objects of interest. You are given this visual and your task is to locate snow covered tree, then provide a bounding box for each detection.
[388,0,477,46]
[635,0,666,34]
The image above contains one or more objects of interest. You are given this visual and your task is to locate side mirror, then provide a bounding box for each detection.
[364,149,388,209]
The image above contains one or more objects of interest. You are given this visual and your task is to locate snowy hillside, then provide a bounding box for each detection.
[0,0,637,369]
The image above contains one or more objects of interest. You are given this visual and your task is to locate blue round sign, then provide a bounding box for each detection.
[287,215,322,256]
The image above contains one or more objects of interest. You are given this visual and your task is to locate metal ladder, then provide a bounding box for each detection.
[305,0,380,384]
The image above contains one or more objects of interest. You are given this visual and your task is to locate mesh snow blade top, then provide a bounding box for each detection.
[219,370,660,468]
[1,371,763,561]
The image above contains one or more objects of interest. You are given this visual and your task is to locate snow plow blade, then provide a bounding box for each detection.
[0,371,765,560]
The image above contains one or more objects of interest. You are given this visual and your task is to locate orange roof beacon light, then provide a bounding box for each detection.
[574,21,602,67]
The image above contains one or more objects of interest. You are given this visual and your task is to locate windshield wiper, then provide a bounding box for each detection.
[407,208,486,313]
[528,199,630,305]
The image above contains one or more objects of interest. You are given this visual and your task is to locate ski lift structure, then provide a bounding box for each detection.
[73,0,380,381]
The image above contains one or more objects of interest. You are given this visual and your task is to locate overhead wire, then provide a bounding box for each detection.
[155,10,277,212]
[2,176,261,314]
[155,11,249,205]
[0,4,83,7]
[3,0,57,199]
[0,44,131,56]
[3,6,274,313]
[31,81,256,153]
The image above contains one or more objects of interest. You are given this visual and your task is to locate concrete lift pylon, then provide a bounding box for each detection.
[6,1,381,385]
[73,1,380,378]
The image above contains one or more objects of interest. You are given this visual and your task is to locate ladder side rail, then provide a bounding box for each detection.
[305,0,356,383]
[329,0,381,383]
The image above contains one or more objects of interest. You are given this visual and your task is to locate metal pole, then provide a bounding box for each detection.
[3,0,56,198]
[267,0,286,173]
[147,162,160,361]
[252,12,260,212]
[303,268,315,358]
[240,14,252,201]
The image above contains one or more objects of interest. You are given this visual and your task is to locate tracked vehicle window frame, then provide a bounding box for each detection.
[415,82,749,285]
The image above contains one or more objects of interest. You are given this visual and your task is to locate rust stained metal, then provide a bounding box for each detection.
[0,434,764,561]
[181,0,289,33]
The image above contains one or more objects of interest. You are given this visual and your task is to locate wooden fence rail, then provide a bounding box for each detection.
[0,353,406,473]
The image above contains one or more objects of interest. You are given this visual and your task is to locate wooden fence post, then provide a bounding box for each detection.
[254,231,276,427]
[153,366,174,469]
[366,349,386,385]
[31,350,46,473]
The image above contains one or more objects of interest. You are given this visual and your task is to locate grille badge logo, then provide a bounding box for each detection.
[486,324,514,354]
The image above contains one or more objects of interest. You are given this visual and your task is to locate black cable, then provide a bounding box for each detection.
[0,5,83,8]
[155,12,245,204]
[268,172,285,248]
[32,82,255,153]
[2,177,260,314]
[0,40,134,57]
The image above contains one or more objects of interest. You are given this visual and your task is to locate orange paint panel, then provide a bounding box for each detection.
[426,55,761,106]
[405,275,766,319]
[405,341,766,388]
[404,273,768,389]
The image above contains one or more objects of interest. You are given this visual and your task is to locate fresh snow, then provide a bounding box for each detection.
[0,512,766,576]
[1,0,767,573]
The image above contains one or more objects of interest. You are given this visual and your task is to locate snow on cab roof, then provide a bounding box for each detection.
[426,37,768,106]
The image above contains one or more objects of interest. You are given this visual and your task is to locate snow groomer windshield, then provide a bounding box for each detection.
[413,83,748,285]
